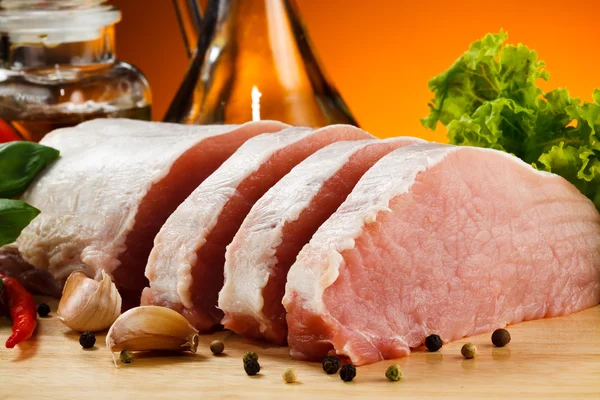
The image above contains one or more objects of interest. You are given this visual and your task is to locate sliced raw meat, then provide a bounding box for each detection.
[142,125,373,331]
[284,143,600,365]
[17,119,288,308]
[220,137,425,344]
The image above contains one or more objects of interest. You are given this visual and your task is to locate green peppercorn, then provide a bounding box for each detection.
[79,331,96,349]
[244,359,261,376]
[210,340,224,355]
[339,364,356,382]
[243,351,258,364]
[461,343,477,359]
[322,355,340,374]
[282,367,297,383]
[491,328,511,347]
[385,364,403,381]
[37,303,51,317]
[120,350,134,364]
[425,334,443,352]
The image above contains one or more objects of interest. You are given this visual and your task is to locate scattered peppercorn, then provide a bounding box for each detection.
[210,340,224,355]
[36,303,50,318]
[120,350,134,364]
[79,331,96,349]
[282,367,297,383]
[322,355,340,374]
[339,364,356,382]
[491,328,511,347]
[385,364,403,381]
[461,343,477,359]
[425,334,443,352]
[244,359,261,376]
[243,351,258,364]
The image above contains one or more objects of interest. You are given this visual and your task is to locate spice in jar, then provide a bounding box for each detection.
[210,340,224,355]
[491,328,511,347]
[385,364,403,381]
[322,355,341,374]
[339,364,356,382]
[425,334,443,352]
[282,367,297,383]
[461,343,477,359]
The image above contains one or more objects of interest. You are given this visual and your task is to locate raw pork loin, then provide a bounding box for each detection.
[17,119,287,308]
[284,143,600,365]
[220,137,424,344]
[142,125,372,331]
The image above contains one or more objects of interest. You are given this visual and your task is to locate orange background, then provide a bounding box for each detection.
[112,0,600,142]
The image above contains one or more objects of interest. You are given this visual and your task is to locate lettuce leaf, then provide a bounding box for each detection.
[422,31,600,209]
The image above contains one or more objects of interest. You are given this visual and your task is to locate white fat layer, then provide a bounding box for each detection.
[218,137,422,329]
[16,119,241,280]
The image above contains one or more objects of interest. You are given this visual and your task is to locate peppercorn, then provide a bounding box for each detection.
[120,350,134,364]
[425,334,443,352]
[322,355,340,374]
[244,359,261,376]
[385,364,402,381]
[282,367,297,383]
[37,303,50,318]
[339,364,356,382]
[461,343,477,359]
[210,340,224,355]
[491,328,511,347]
[79,331,96,349]
[243,351,258,364]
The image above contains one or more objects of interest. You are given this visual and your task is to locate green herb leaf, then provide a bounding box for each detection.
[0,142,60,198]
[422,31,600,210]
[0,199,40,247]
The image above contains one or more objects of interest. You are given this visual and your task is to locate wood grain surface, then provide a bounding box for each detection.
[1,298,599,399]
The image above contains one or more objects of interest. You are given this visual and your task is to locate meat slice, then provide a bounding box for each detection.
[219,137,425,344]
[284,143,600,365]
[16,119,288,308]
[142,125,372,331]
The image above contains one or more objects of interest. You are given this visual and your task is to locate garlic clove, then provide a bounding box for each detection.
[57,270,122,332]
[106,306,199,354]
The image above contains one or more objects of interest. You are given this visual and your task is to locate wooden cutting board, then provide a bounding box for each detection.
[1,298,599,399]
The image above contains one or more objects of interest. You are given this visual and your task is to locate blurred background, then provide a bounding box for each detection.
[112,0,600,141]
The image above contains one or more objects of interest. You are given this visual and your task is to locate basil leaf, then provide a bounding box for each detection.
[0,199,40,246]
[0,142,60,198]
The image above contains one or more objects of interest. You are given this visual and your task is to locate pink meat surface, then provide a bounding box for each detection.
[220,137,424,344]
[142,125,372,331]
[284,143,600,365]
[17,119,287,308]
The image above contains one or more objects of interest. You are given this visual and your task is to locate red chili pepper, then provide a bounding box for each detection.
[0,275,37,348]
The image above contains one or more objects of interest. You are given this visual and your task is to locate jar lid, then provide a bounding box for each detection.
[0,0,121,44]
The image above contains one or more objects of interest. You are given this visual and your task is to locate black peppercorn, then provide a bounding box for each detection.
[79,331,96,349]
[244,359,261,376]
[339,364,356,382]
[322,355,340,374]
[37,303,51,317]
[425,334,443,352]
[491,328,511,347]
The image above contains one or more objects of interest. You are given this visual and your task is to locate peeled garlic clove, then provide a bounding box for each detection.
[57,270,122,332]
[106,306,199,354]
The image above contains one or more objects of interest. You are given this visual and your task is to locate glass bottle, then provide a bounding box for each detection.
[166,0,358,127]
[0,0,152,142]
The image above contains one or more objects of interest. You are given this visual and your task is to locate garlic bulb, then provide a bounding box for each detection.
[57,270,122,332]
[106,306,199,353]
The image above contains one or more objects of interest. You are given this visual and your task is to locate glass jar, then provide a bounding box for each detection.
[0,0,152,142]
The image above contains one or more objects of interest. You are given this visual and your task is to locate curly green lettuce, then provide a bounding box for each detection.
[422,31,600,209]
